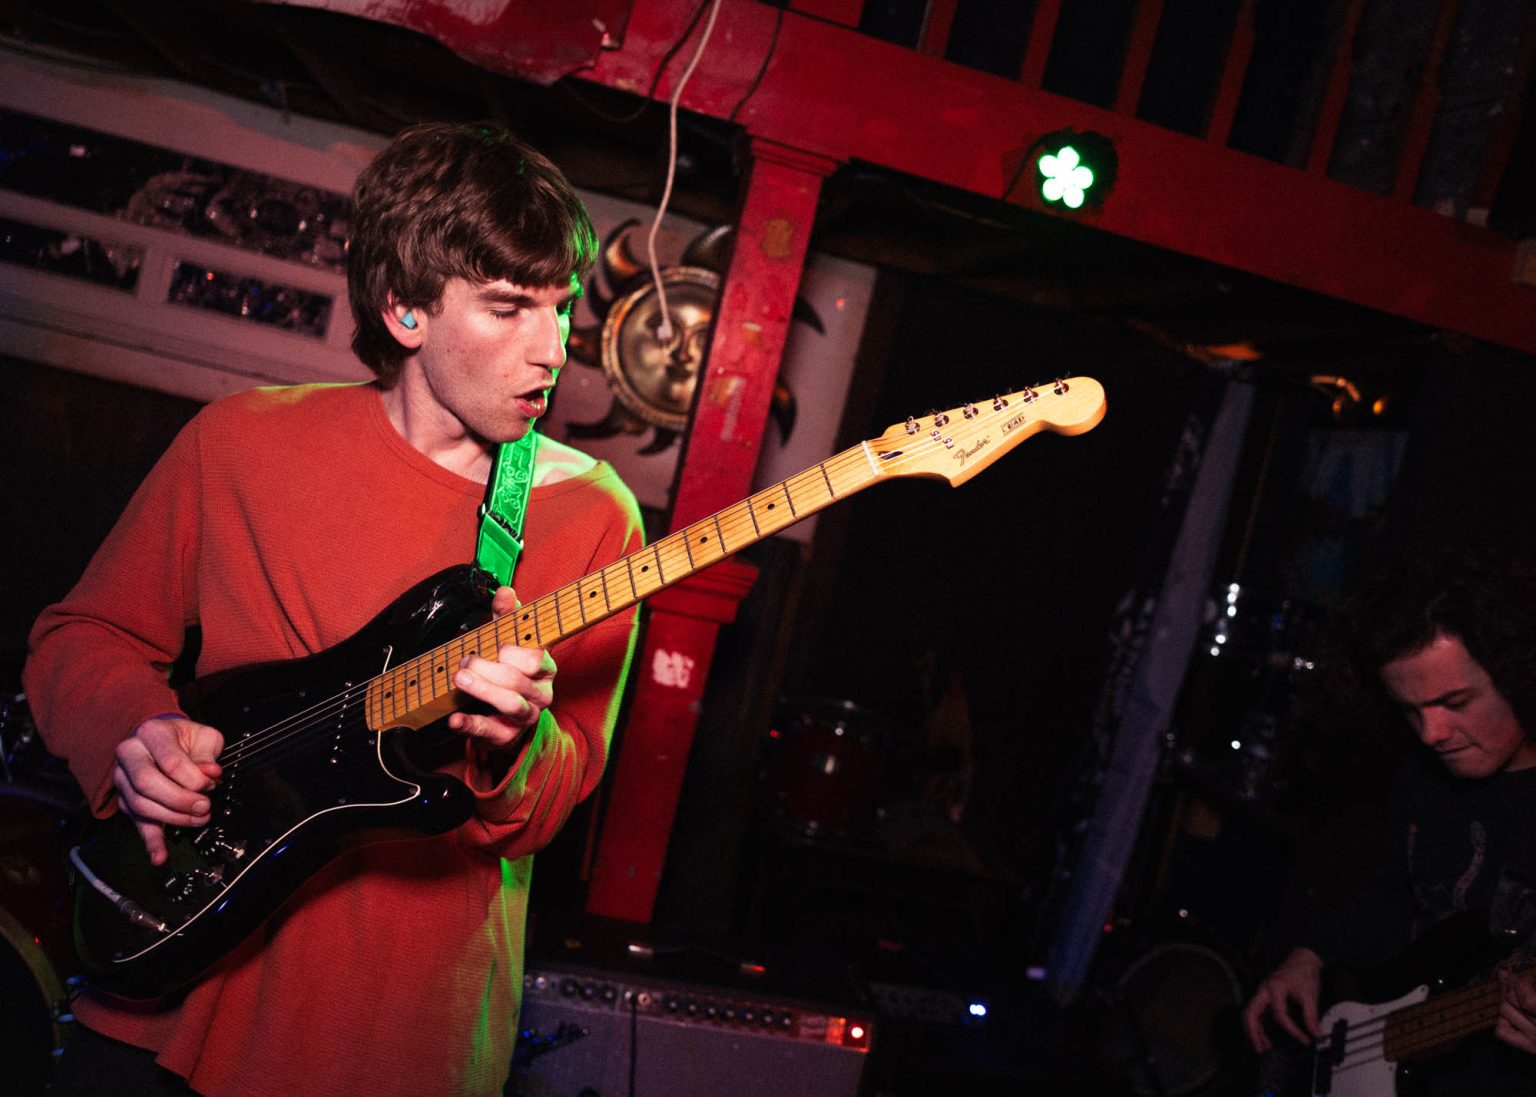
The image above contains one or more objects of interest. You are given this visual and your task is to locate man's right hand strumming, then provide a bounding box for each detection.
[1243,946,1324,1053]
[113,714,224,866]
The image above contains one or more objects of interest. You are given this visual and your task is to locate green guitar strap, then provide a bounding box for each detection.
[475,431,538,587]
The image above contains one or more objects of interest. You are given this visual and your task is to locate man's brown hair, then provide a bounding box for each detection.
[347,122,598,385]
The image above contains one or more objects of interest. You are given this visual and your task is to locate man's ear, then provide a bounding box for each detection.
[383,297,425,348]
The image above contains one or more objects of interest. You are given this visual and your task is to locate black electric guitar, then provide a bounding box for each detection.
[68,378,1106,999]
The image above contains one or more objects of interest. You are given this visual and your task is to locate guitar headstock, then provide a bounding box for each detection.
[867,377,1106,487]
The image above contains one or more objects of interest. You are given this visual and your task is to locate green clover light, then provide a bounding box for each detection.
[1039,145,1095,209]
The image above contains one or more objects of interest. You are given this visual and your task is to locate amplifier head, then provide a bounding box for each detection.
[510,963,872,1097]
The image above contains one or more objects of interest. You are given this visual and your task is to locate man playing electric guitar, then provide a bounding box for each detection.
[1243,549,1536,1096]
[25,123,643,1096]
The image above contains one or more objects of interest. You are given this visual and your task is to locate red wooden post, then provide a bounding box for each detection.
[584,137,839,923]
[1394,0,1461,200]
[1204,0,1256,145]
[1018,0,1063,87]
[1308,0,1372,175]
[1115,0,1165,115]
[919,0,958,57]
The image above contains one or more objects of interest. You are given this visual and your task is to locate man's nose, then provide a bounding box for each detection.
[1418,708,1456,747]
[532,306,568,368]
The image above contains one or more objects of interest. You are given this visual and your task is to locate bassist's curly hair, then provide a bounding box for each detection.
[1340,546,1536,734]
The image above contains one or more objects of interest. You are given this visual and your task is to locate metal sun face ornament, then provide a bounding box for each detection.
[565,220,816,455]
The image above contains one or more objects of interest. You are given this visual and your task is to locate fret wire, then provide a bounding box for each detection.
[681,527,697,569]
[711,514,727,555]
[818,461,835,498]
[572,580,589,626]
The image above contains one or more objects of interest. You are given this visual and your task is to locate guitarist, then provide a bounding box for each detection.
[1242,548,1536,1095]
[24,123,643,1097]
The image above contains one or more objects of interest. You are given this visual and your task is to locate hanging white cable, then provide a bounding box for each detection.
[647,0,725,344]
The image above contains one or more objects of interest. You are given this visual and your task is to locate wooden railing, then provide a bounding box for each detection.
[784,0,1536,227]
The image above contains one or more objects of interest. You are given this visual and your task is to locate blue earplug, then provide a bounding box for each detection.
[401,310,417,330]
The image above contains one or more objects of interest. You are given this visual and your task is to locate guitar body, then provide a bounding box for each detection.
[69,565,493,999]
[1311,989,1429,1097]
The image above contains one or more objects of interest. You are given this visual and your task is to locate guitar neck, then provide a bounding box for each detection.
[364,376,1107,732]
[1383,976,1503,1062]
[367,442,882,730]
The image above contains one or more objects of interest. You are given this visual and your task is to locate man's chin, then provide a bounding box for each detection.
[1438,752,1501,779]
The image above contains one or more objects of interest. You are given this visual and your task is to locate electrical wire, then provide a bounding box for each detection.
[556,0,714,126]
[728,7,784,124]
[646,0,724,344]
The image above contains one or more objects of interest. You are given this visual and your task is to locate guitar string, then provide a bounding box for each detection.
[209,389,1087,771]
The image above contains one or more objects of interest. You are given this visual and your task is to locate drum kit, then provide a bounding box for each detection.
[0,691,81,1095]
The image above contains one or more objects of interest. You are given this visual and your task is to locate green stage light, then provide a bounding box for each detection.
[1040,146,1094,208]
[1034,130,1117,211]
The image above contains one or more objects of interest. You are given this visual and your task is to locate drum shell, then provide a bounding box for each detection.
[763,699,887,838]
[0,785,77,1095]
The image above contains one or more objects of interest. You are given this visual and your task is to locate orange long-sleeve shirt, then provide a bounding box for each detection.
[25,382,641,1097]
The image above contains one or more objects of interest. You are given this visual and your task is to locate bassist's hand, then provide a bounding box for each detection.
[1496,967,1536,1055]
[447,586,556,751]
[114,715,224,866]
[1243,946,1323,1053]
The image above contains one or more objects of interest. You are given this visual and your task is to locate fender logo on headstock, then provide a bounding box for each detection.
[955,435,993,466]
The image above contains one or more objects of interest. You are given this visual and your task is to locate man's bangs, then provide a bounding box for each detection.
[471,218,597,290]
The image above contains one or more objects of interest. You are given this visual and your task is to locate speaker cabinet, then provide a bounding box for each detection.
[508,963,872,1097]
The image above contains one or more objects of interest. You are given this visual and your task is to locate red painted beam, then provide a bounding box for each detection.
[584,560,758,921]
[788,0,863,28]
[668,140,837,525]
[585,139,834,922]
[583,0,1535,353]
[263,0,1536,352]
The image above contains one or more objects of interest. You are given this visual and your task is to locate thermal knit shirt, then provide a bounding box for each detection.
[25,383,642,1097]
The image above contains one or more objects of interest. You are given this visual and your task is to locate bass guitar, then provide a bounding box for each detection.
[1259,916,1532,1097]
[69,377,1106,999]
